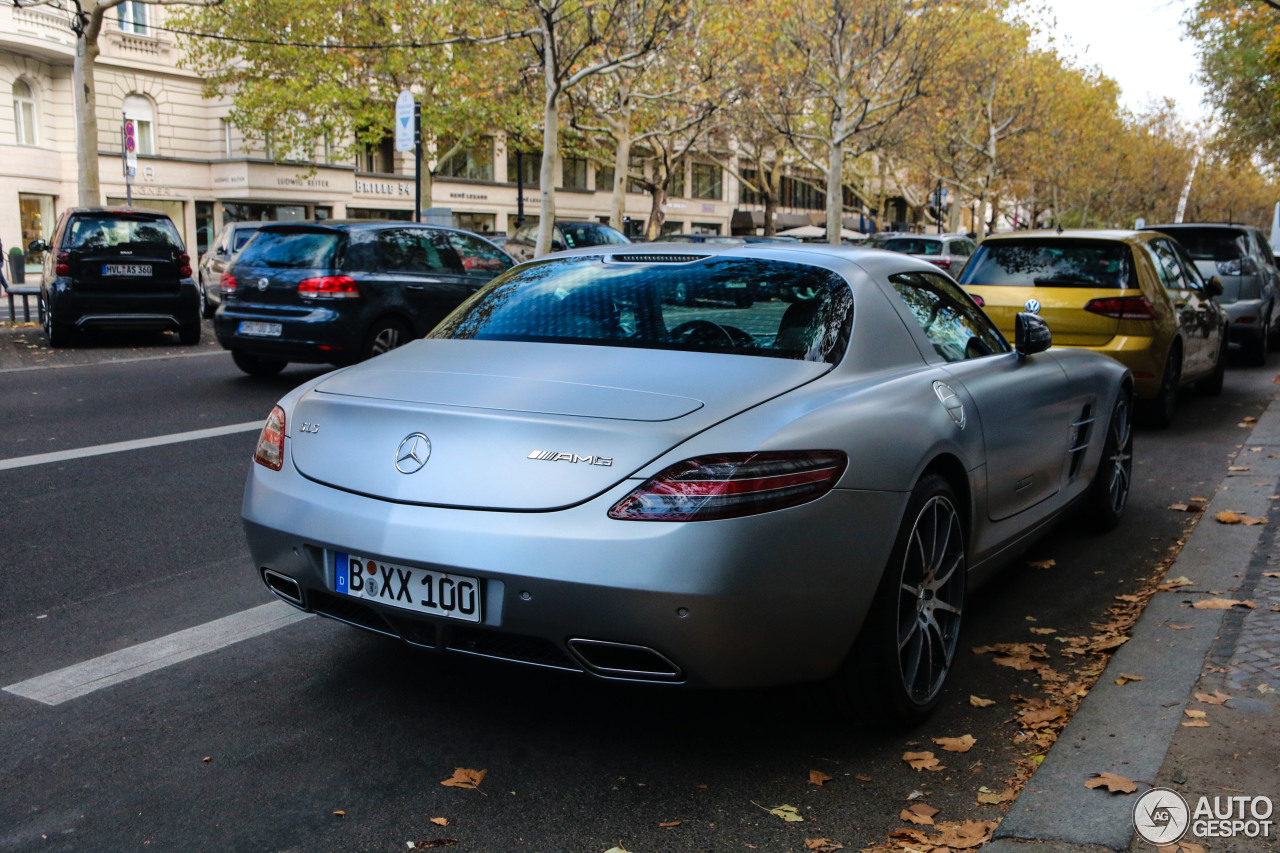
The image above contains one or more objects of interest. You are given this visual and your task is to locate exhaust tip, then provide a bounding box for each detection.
[567,638,683,681]
[262,569,305,608]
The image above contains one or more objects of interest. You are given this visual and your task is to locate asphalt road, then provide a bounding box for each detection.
[0,323,1274,853]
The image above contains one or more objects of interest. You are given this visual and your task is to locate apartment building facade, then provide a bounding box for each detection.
[2,3,875,281]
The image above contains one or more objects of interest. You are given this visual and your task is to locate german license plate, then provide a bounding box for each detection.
[103,264,152,276]
[335,553,481,622]
[238,321,282,337]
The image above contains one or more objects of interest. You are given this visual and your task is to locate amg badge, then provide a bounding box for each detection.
[528,450,613,467]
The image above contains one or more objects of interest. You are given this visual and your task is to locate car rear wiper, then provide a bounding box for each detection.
[1032,275,1105,287]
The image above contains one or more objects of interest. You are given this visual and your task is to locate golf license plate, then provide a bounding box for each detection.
[102,264,152,276]
[336,552,481,622]
[238,321,282,337]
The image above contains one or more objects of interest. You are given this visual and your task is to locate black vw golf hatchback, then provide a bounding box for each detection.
[213,221,513,376]
[34,207,200,348]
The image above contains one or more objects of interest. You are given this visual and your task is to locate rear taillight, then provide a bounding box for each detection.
[298,276,359,299]
[56,250,70,277]
[220,272,237,294]
[253,406,286,471]
[929,258,952,271]
[178,252,192,278]
[969,294,985,307]
[608,451,847,522]
[1218,256,1258,276]
[1084,296,1156,320]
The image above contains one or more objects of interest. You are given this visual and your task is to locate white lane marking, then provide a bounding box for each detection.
[0,421,263,471]
[3,601,312,706]
[0,348,229,374]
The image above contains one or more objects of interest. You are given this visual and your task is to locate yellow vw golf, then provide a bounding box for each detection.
[956,230,1228,427]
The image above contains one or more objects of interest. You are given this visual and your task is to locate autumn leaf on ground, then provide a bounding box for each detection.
[969,696,996,708]
[1263,572,1280,579]
[855,774,872,782]
[410,841,459,850]
[603,848,632,853]
[900,803,939,825]
[1084,772,1137,794]
[1158,577,1194,591]
[766,804,804,822]
[1028,559,1056,569]
[1020,705,1065,725]
[429,817,449,827]
[1029,627,1057,635]
[933,734,976,753]
[1168,624,1193,630]
[1183,719,1211,727]
[809,769,832,786]
[1115,673,1143,685]
[1192,598,1256,610]
[440,768,487,791]
[902,751,944,772]
[934,820,998,849]
[804,839,844,852]
[977,787,1015,805]
[333,810,346,817]
[1195,691,1230,705]
[1217,511,1243,524]
[1184,709,1207,719]
[659,821,682,827]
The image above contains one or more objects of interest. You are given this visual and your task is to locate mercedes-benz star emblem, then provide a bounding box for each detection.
[257,277,269,291]
[1024,298,1042,314]
[395,433,432,474]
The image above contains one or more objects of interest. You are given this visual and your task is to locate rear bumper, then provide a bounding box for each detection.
[1222,298,1268,341]
[242,453,908,689]
[1058,335,1164,399]
[46,279,200,330]
[214,302,359,363]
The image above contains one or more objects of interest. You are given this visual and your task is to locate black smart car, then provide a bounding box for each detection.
[214,221,514,376]
[32,206,201,348]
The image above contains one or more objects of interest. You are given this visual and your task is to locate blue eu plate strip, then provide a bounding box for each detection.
[335,552,349,594]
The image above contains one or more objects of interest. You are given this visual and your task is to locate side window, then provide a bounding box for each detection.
[1170,241,1205,291]
[445,231,513,277]
[890,271,1009,362]
[1148,240,1189,290]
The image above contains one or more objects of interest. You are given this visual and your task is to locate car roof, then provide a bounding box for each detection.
[1143,223,1256,232]
[64,206,174,219]
[980,229,1154,247]
[256,220,472,235]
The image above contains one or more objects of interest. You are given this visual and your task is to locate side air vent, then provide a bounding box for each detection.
[610,254,708,264]
[1067,404,1095,481]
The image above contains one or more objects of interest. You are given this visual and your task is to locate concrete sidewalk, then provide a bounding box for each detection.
[987,403,1280,852]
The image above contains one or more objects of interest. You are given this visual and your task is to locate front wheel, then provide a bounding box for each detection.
[1086,392,1134,531]
[43,298,75,349]
[827,474,966,728]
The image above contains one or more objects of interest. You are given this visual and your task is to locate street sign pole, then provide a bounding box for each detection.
[122,115,137,207]
[414,100,422,224]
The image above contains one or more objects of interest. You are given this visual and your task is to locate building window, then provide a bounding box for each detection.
[562,156,588,190]
[597,164,614,193]
[12,79,37,146]
[691,162,722,201]
[437,136,494,181]
[739,168,762,205]
[358,133,394,174]
[117,1,149,34]
[782,175,825,210]
[670,158,687,199]
[221,119,233,158]
[507,149,541,187]
[123,94,155,156]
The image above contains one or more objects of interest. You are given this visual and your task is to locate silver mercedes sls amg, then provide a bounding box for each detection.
[243,244,1133,724]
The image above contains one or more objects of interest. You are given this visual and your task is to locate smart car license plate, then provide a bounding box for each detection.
[102,264,152,276]
[335,553,481,622]
[238,321,282,337]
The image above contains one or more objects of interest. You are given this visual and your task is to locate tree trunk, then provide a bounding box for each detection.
[825,139,842,245]
[609,126,631,232]
[644,160,669,241]
[875,156,888,231]
[75,34,102,207]
[534,15,559,259]
[947,184,963,233]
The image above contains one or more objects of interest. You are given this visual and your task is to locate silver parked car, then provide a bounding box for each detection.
[881,234,978,277]
[242,245,1132,725]
[198,222,261,318]
[1143,223,1280,365]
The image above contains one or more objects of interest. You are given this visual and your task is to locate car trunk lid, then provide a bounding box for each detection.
[962,284,1123,347]
[288,339,831,510]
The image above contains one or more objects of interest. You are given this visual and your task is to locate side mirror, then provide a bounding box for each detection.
[215,245,227,257]
[1205,275,1224,298]
[551,240,565,252]
[1015,312,1052,357]
[27,239,47,255]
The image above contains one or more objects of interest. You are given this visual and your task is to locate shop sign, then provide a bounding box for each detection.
[449,192,488,201]
[356,179,413,196]
[277,176,331,188]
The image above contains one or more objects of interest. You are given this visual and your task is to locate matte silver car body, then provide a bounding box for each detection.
[242,244,1130,700]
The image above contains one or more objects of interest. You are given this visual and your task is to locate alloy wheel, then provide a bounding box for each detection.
[1103,399,1133,517]
[895,495,965,705]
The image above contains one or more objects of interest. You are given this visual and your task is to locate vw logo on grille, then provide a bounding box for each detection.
[395,433,432,474]
[257,277,269,291]
[1024,298,1042,314]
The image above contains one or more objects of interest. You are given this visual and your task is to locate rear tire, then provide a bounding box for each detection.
[1138,345,1180,429]
[825,474,966,729]
[1087,392,1134,531]
[231,349,287,377]
[361,317,411,361]
[43,299,75,349]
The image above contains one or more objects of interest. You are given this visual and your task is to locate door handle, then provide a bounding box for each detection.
[406,284,425,292]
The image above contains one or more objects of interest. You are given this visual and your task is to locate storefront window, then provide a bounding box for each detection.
[437,136,494,181]
[692,162,722,201]
[347,208,413,221]
[314,206,333,221]
[507,213,538,234]
[195,201,215,258]
[507,150,541,187]
[692,221,722,235]
[454,212,496,234]
[562,157,588,191]
[18,193,55,272]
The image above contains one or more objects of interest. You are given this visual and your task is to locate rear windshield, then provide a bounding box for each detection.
[237,229,340,269]
[67,216,182,251]
[232,229,259,251]
[560,224,629,249]
[1151,228,1248,262]
[958,239,1135,289]
[431,255,853,363]
[884,238,943,256]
